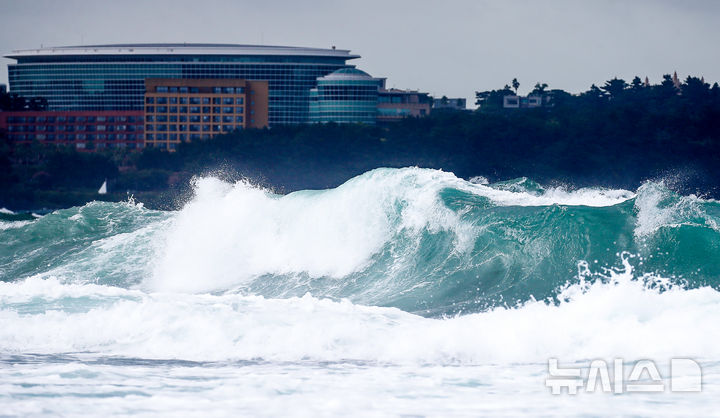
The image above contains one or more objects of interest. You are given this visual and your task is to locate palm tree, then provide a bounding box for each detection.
[532,83,548,95]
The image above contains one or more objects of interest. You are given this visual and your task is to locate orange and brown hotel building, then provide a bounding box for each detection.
[143,79,268,150]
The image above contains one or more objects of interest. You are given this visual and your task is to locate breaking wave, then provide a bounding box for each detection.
[2,167,719,364]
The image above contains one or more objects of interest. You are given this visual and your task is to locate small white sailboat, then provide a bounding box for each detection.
[98,180,108,195]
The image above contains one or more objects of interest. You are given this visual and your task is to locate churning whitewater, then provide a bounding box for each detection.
[2,167,720,416]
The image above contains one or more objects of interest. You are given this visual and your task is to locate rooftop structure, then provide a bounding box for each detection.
[6,44,359,60]
[5,43,359,125]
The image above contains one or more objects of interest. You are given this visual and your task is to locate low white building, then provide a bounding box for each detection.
[503,94,549,109]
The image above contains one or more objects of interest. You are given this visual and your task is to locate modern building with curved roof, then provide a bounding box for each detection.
[5,43,360,125]
[309,68,384,124]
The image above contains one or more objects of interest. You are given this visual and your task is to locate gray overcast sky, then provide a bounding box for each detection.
[1,0,719,106]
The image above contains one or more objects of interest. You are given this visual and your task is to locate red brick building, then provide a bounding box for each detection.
[0,110,145,150]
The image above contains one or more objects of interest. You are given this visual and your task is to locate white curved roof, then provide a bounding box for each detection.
[6,43,360,60]
[320,67,382,81]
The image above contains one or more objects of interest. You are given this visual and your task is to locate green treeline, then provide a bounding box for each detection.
[1,74,720,210]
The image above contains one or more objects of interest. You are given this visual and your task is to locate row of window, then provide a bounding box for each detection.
[5,115,143,123]
[146,132,233,142]
[145,106,245,114]
[378,96,429,104]
[310,102,378,108]
[154,86,246,94]
[79,142,142,149]
[317,86,379,92]
[310,111,377,116]
[8,108,288,124]
[8,133,142,141]
[377,108,427,116]
[10,66,340,76]
[7,124,142,132]
[312,96,378,102]
[147,115,244,123]
[310,107,378,114]
[146,97,244,105]
[146,123,243,132]
[14,55,347,63]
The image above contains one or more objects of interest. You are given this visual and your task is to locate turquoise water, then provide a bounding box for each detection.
[1,168,719,416]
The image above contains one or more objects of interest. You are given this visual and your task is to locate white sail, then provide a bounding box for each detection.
[98,180,107,195]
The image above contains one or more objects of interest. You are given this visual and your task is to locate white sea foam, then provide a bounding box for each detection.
[0,276,142,303]
[469,175,489,185]
[633,180,719,237]
[470,183,635,207]
[3,261,719,364]
[0,220,33,230]
[0,358,715,417]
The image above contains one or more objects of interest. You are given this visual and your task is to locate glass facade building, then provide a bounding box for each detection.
[5,44,359,125]
[309,68,384,124]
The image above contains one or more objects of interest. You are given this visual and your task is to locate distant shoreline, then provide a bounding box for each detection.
[3,75,720,211]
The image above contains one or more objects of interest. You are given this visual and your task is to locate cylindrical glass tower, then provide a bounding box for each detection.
[309,68,383,124]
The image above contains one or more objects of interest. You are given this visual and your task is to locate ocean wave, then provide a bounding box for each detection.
[2,168,719,316]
